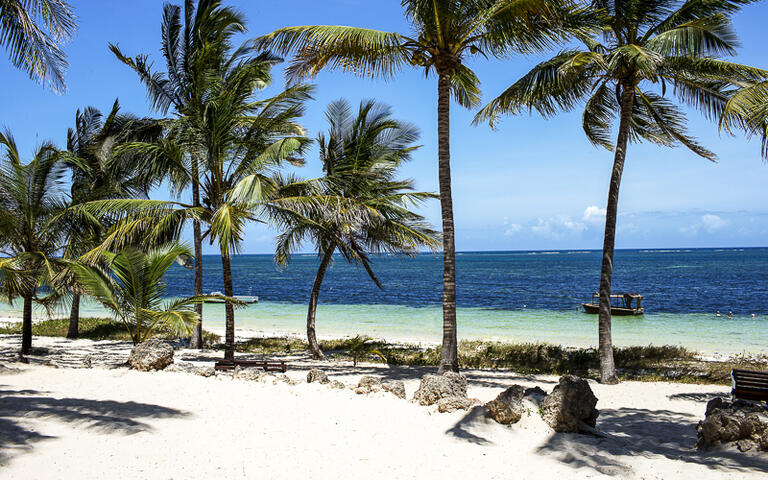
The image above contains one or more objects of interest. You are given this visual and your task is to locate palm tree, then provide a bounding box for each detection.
[272,99,439,359]
[109,0,246,348]
[721,80,768,157]
[60,100,162,339]
[475,0,766,383]
[71,243,221,344]
[192,52,312,361]
[0,129,68,354]
[254,0,579,372]
[94,47,313,361]
[0,0,76,92]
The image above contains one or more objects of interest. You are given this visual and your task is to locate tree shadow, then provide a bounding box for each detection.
[668,391,729,403]
[0,387,189,464]
[277,360,558,389]
[536,407,768,476]
[445,406,495,445]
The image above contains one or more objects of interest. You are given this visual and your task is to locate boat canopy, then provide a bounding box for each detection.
[591,292,643,309]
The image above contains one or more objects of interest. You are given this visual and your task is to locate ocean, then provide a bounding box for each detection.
[2,248,767,354]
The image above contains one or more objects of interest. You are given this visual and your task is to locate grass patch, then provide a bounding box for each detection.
[236,335,767,385]
[4,319,764,385]
[0,317,220,344]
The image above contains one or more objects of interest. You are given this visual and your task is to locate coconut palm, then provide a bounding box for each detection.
[109,0,246,348]
[0,0,76,92]
[476,0,767,383]
[272,99,439,359]
[192,52,312,361]
[254,0,582,373]
[94,47,313,360]
[0,129,68,354]
[60,100,162,339]
[70,243,220,344]
[721,80,768,157]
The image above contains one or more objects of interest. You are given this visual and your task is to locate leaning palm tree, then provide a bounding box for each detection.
[272,99,439,359]
[254,0,581,373]
[476,0,767,383]
[71,243,222,344]
[0,0,76,92]
[60,100,162,339]
[109,0,246,348]
[0,129,68,354]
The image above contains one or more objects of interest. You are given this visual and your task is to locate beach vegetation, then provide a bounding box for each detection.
[271,99,439,359]
[344,335,387,367]
[254,0,588,374]
[69,243,226,344]
[0,316,220,343]
[475,0,768,384]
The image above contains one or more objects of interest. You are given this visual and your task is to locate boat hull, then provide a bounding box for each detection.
[204,295,258,304]
[581,303,643,316]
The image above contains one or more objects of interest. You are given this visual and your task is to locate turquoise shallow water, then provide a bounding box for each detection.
[3,299,766,355]
[2,248,766,355]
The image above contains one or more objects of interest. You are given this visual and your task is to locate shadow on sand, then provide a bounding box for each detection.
[535,407,768,476]
[0,386,189,465]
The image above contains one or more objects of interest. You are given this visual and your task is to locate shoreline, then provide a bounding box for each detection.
[0,311,768,361]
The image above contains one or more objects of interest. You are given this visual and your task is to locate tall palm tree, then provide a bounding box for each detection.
[60,100,162,339]
[0,129,68,354]
[109,0,246,348]
[254,0,579,373]
[0,0,76,92]
[476,0,766,383]
[272,99,439,359]
[92,48,313,361]
[192,52,312,361]
[71,243,222,345]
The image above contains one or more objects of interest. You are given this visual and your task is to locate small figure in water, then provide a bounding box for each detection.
[728,311,733,318]
[752,313,756,318]
[523,304,527,308]
[716,311,721,317]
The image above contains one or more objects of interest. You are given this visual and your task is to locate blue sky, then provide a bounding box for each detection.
[1,0,767,253]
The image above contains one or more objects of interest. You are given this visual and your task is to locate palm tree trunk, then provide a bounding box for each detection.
[189,167,204,349]
[221,247,236,361]
[20,294,33,355]
[307,245,335,360]
[598,81,635,385]
[66,293,80,339]
[436,72,458,374]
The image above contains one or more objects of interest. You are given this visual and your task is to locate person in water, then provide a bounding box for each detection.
[728,311,733,318]
[716,311,721,317]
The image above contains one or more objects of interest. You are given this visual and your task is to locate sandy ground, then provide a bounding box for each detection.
[0,335,766,479]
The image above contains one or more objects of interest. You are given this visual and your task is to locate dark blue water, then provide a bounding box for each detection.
[164,248,768,314]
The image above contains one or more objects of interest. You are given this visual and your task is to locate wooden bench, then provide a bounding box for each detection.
[214,359,287,373]
[731,369,768,402]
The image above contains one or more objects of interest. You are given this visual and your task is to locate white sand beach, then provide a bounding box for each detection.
[1,335,766,479]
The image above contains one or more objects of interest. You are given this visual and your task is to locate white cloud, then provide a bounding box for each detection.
[681,213,730,235]
[701,214,728,232]
[531,215,586,238]
[582,205,606,225]
[504,223,522,236]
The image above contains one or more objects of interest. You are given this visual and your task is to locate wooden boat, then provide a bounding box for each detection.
[582,292,643,316]
[204,291,259,304]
